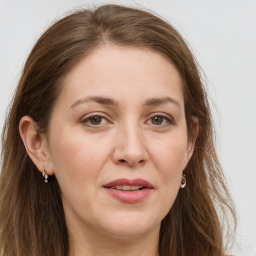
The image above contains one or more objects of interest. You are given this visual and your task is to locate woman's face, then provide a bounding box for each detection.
[44,45,195,239]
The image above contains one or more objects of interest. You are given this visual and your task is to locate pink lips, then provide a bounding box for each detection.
[103,178,153,203]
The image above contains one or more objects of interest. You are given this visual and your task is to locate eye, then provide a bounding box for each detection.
[151,116,165,125]
[147,114,175,127]
[81,114,109,127]
[89,116,103,125]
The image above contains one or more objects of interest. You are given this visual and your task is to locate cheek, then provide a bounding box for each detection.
[145,135,188,222]
[48,128,111,191]
[150,134,188,191]
[153,137,187,173]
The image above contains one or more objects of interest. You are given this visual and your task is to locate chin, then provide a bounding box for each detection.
[99,211,161,239]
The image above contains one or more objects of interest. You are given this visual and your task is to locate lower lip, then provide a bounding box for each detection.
[104,188,152,203]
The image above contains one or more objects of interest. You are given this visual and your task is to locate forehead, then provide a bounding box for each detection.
[58,45,184,107]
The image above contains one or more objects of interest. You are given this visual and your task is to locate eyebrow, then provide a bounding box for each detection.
[71,96,119,108]
[70,96,180,109]
[144,97,181,108]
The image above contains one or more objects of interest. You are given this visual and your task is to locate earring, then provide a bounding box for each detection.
[180,174,186,188]
[42,171,49,183]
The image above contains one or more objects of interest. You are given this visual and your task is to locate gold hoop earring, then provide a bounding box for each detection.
[42,171,49,183]
[180,174,186,189]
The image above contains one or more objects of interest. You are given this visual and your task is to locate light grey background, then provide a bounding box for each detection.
[0,1,255,255]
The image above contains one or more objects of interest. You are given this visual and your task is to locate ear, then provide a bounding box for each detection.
[183,116,199,168]
[19,116,54,175]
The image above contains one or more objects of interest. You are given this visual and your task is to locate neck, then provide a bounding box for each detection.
[68,225,160,256]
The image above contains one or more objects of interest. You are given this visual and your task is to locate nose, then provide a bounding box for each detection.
[112,123,149,168]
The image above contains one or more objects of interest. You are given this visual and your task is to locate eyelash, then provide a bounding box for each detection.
[146,113,175,127]
[81,113,175,128]
[81,113,110,127]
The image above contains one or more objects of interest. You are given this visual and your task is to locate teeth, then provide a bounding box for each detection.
[123,185,131,191]
[111,185,143,191]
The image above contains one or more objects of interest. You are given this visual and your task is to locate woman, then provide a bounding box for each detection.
[0,4,236,256]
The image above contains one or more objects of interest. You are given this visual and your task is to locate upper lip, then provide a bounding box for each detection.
[103,178,154,188]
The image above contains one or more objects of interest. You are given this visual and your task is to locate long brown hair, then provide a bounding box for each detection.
[0,4,236,256]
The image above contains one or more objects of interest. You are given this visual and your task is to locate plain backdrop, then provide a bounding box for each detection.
[0,0,255,255]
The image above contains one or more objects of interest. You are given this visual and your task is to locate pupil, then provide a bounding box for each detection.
[152,116,163,125]
[91,116,101,125]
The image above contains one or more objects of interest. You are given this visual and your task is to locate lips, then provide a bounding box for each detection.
[104,178,153,189]
[103,178,153,203]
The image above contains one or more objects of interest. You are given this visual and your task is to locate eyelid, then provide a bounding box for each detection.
[80,111,175,127]
[146,112,176,125]
[81,112,112,126]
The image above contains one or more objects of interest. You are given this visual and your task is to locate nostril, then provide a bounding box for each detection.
[117,158,145,167]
